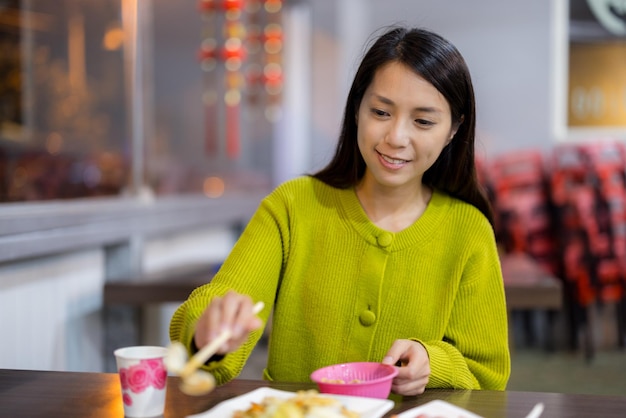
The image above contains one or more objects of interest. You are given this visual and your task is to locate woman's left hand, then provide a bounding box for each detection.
[382,339,430,396]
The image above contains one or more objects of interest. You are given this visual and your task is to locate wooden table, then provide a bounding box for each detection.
[1,369,625,417]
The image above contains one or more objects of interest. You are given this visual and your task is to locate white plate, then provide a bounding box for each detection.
[395,400,483,418]
[186,387,395,418]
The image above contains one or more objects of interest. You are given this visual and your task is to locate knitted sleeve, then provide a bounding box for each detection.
[168,188,290,384]
[421,219,511,390]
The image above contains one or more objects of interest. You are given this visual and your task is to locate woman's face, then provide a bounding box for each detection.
[356,61,458,192]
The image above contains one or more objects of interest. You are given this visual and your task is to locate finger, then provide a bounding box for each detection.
[193,296,221,347]
[393,363,414,381]
[196,293,263,353]
[206,295,225,342]
[231,296,255,340]
[381,355,396,365]
[246,316,263,333]
[240,304,264,336]
[382,339,412,365]
[218,292,251,351]
[392,371,430,396]
[219,291,242,330]
[194,315,209,349]
[391,376,428,396]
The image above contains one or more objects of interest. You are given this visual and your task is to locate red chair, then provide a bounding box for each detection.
[490,150,558,274]
[549,142,626,358]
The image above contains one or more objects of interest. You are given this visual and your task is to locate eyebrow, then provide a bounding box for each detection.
[370,94,443,114]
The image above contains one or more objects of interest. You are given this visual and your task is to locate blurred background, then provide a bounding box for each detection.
[1,0,625,396]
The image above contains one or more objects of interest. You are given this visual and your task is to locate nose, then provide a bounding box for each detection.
[385,117,411,147]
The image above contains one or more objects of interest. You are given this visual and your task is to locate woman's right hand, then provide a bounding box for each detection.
[193,290,264,355]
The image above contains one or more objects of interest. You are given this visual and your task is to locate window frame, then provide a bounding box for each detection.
[553,0,626,142]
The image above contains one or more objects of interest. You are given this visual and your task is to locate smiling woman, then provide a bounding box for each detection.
[354,61,457,231]
[169,26,510,397]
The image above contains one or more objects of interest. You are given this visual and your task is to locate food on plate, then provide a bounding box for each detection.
[232,389,360,418]
[392,415,442,418]
[390,414,471,418]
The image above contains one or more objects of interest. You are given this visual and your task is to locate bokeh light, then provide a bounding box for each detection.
[203,176,225,197]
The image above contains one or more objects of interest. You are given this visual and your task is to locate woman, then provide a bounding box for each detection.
[169,26,511,395]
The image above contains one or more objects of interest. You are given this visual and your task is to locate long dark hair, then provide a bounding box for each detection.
[311,26,494,227]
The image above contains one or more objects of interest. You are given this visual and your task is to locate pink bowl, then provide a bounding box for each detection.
[310,362,398,399]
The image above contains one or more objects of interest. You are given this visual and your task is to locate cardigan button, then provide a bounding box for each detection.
[377,232,393,247]
[359,310,376,326]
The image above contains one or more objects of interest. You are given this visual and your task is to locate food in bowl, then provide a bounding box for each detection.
[310,362,398,399]
[232,390,359,418]
[320,378,363,384]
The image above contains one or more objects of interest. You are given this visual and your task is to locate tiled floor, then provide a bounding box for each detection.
[507,348,626,395]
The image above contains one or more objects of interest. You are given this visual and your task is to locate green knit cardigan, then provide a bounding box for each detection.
[169,176,511,390]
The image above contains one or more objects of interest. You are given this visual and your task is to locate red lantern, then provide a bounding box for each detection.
[263,23,282,41]
[222,0,245,12]
[221,42,246,62]
[198,0,218,12]
[197,45,218,62]
[264,0,282,13]
[198,0,284,159]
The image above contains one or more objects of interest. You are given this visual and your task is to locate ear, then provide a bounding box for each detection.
[448,115,465,143]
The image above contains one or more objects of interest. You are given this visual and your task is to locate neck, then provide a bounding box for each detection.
[355,178,432,233]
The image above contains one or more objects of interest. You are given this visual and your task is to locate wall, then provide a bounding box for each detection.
[0,225,236,373]
[0,250,105,372]
[145,0,566,183]
[0,187,262,373]
[308,0,558,166]
[140,227,236,349]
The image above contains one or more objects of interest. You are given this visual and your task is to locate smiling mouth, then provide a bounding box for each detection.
[378,151,410,165]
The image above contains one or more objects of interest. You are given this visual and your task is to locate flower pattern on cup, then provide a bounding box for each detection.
[122,392,133,406]
[119,358,167,405]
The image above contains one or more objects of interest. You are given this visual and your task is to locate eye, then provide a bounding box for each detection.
[371,108,389,117]
[415,119,435,127]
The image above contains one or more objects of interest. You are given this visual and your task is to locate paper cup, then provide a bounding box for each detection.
[114,346,168,417]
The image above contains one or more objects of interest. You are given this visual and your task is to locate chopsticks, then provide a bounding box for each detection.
[524,402,544,418]
[179,301,265,379]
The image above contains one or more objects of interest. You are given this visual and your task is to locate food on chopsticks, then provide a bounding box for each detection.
[232,390,360,418]
[166,301,265,396]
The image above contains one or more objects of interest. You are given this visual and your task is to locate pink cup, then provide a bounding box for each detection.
[114,346,168,417]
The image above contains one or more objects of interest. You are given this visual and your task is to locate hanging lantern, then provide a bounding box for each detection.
[197,0,284,158]
[264,0,282,14]
[198,0,218,13]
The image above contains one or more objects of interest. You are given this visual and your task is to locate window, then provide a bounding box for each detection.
[0,0,281,203]
[1,0,129,201]
[558,0,626,139]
